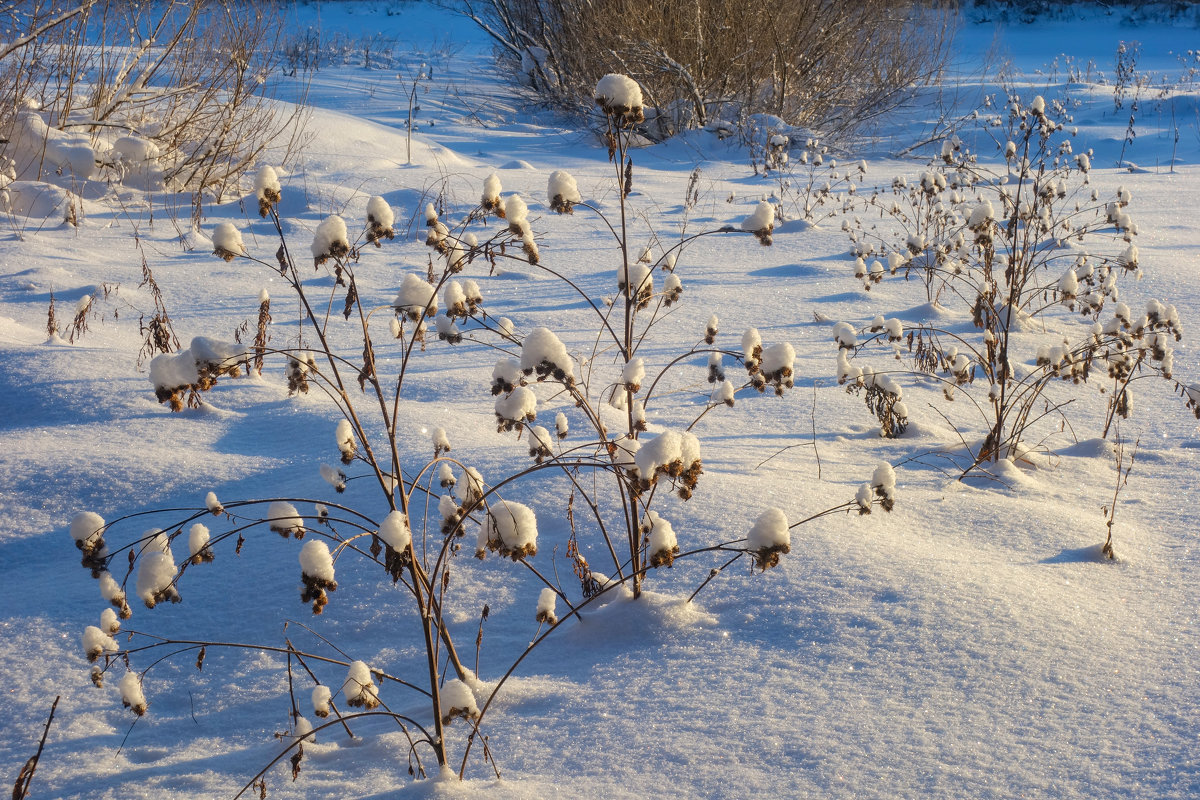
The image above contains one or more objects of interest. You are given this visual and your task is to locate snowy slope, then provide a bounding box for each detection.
[1,3,1198,799]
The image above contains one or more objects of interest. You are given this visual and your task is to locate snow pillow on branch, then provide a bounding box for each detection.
[365,196,395,245]
[299,539,337,614]
[548,170,581,214]
[746,507,790,571]
[741,200,775,246]
[476,499,538,560]
[594,73,644,125]
[212,222,246,261]
[520,327,576,386]
[254,165,281,217]
[393,273,438,322]
[311,215,350,266]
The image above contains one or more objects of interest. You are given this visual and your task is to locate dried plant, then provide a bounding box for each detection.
[68,74,896,790]
[461,0,953,142]
[837,92,1186,472]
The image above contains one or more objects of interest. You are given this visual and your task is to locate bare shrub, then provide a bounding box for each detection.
[837,93,1187,473]
[461,0,954,140]
[70,74,897,787]
[0,1,306,204]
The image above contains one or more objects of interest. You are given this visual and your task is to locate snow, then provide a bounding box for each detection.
[365,195,394,236]
[6,4,1200,800]
[520,326,575,385]
[82,625,117,661]
[118,671,147,716]
[741,200,775,233]
[378,510,411,552]
[299,539,336,583]
[536,587,558,624]
[746,507,790,551]
[211,222,246,260]
[547,170,581,213]
[311,685,332,718]
[495,385,537,429]
[335,420,356,463]
[187,523,210,562]
[267,501,305,537]
[69,511,105,549]
[482,172,502,211]
[311,215,350,263]
[440,678,480,724]
[254,165,281,215]
[134,551,178,608]
[393,273,438,320]
[594,73,643,117]
[319,463,347,492]
[478,499,538,560]
[643,510,679,568]
[342,661,380,709]
[621,357,645,392]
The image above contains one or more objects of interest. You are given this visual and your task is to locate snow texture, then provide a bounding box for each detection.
[378,510,411,551]
[299,540,336,582]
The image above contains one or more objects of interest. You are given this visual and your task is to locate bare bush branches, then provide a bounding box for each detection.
[0,1,306,204]
[462,0,955,141]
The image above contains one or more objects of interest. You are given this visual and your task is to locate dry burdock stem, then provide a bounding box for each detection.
[838,92,1188,472]
[68,72,898,788]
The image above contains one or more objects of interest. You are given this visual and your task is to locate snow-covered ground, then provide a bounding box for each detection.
[2,3,1198,798]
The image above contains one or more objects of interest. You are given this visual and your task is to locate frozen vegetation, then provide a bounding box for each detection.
[1,3,1199,800]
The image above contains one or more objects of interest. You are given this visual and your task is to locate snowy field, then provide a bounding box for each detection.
[2,2,1199,798]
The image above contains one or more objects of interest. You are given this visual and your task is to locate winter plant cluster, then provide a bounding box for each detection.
[835,93,1189,480]
[68,74,896,789]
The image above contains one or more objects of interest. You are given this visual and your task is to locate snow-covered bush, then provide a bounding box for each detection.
[0,1,302,206]
[68,93,896,789]
[466,0,952,141]
[838,94,1187,468]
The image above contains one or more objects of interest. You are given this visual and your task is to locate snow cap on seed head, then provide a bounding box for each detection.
[595,74,644,124]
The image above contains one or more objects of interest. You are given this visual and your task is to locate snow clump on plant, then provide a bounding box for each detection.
[520,327,575,386]
[548,170,581,213]
[119,671,147,716]
[342,661,380,709]
[440,678,480,724]
[536,587,558,624]
[311,215,350,266]
[268,501,305,538]
[633,430,702,498]
[858,462,897,514]
[212,222,246,261]
[594,73,644,124]
[495,385,537,432]
[366,196,395,245]
[476,499,538,560]
[254,165,281,217]
[378,510,412,556]
[335,419,357,464]
[299,539,337,614]
[746,508,790,570]
[481,172,503,214]
[82,624,118,662]
[187,522,212,564]
[642,510,679,568]
[70,511,107,569]
[135,549,178,609]
[741,200,775,245]
[393,273,438,322]
[311,685,332,718]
